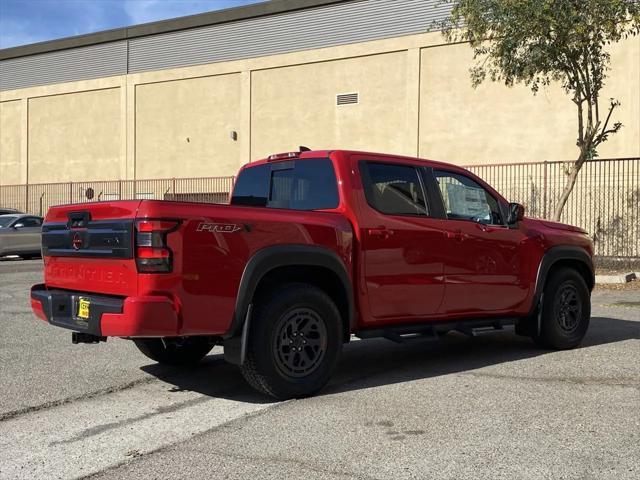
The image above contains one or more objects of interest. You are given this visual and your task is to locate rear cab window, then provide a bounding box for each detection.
[231,158,339,210]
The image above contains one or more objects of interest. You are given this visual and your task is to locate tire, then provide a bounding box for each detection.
[133,337,213,366]
[240,283,343,400]
[534,267,591,349]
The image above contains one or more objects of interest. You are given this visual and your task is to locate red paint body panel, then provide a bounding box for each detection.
[31,150,594,338]
[101,296,179,337]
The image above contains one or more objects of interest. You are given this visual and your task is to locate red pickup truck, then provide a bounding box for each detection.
[31,149,594,399]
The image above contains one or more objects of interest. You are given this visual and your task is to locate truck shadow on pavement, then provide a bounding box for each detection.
[141,316,639,403]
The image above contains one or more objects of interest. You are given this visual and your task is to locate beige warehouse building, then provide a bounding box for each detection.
[1,0,638,186]
[0,0,639,263]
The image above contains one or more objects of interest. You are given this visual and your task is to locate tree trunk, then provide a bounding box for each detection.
[552,156,585,222]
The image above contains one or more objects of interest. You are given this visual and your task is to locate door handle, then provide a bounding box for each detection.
[475,223,493,233]
[367,227,393,240]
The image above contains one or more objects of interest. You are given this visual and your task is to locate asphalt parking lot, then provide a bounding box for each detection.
[0,259,638,480]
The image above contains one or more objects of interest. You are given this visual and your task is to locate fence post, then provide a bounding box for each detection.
[172,177,176,199]
[69,182,73,204]
[543,161,548,219]
[25,183,29,214]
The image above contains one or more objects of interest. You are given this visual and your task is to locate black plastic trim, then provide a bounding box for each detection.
[420,167,447,219]
[31,285,124,335]
[225,245,354,340]
[356,316,518,340]
[529,245,595,317]
[42,219,134,259]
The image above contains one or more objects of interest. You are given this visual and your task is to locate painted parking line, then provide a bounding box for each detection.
[0,378,281,480]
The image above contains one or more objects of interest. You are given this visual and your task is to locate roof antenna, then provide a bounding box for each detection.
[299,146,311,152]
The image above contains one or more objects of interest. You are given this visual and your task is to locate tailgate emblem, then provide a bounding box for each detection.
[196,222,242,234]
[72,233,83,250]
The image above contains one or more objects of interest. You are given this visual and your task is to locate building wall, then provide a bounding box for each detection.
[27,88,122,184]
[0,99,23,185]
[135,73,242,179]
[419,37,640,164]
[1,31,639,186]
[251,51,412,159]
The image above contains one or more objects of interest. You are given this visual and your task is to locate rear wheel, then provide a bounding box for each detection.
[133,337,213,366]
[240,283,342,399]
[535,268,590,349]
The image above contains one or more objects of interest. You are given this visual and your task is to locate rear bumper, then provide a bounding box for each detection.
[30,284,179,337]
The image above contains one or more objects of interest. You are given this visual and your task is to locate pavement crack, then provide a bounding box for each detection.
[201,449,383,480]
[463,371,640,388]
[0,377,157,422]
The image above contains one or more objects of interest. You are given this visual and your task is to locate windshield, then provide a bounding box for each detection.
[0,216,18,228]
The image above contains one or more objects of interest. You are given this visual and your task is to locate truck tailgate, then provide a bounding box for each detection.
[41,201,141,297]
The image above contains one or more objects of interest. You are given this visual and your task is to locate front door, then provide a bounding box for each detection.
[432,169,529,315]
[358,160,446,320]
[10,217,43,254]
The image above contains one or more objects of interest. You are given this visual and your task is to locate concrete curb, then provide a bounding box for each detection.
[595,272,637,284]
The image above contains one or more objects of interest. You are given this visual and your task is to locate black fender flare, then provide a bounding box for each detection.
[224,244,354,341]
[529,245,595,317]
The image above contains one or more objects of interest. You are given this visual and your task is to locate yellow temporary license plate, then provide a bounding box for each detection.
[77,298,91,319]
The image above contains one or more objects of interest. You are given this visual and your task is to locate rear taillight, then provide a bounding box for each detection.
[135,220,180,273]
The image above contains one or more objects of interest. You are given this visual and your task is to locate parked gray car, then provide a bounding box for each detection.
[0,214,43,259]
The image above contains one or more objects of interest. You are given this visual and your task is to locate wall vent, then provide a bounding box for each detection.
[336,92,359,106]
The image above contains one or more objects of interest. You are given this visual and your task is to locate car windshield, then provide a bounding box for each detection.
[0,216,18,228]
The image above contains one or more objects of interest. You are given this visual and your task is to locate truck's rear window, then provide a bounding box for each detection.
[231,158,339,210]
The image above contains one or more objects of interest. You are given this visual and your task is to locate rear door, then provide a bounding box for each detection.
[357,159,446,320]
[430,169,530,315]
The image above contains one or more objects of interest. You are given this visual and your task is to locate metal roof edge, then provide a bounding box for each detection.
[0,0,349,61]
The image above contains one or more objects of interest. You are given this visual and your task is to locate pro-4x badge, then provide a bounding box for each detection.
[196,222,242,233]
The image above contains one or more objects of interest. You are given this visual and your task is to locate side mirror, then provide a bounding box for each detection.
[12,223,25,229]
[507,203,525,225]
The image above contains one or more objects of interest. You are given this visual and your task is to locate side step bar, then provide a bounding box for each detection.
[355,318,518,344]
[357,324,439,344]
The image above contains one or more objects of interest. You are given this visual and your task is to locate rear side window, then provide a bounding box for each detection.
[360,162,428,216]
[21,217,42,227]
[231,158,339,210]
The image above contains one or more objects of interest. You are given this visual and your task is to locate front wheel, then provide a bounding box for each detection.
[534,268,591,349]
[240,283,343,399]
[133,337,213,366]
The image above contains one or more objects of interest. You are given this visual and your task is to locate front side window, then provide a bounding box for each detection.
[361,162,428,216]
[0,216,18,228]
[434,170,503,225]
[231,158,339,210]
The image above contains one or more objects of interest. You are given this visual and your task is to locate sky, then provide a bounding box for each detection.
[0,0,264,49]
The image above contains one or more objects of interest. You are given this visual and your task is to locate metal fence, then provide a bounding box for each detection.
[0,176,235,217]
[1,157,638,261]
[467,157,640,261]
